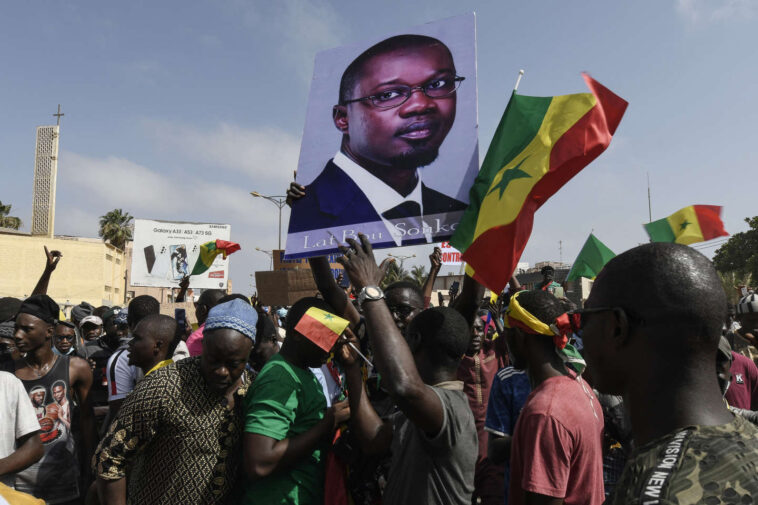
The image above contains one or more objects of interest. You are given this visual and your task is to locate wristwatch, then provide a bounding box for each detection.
[358,286,385,308]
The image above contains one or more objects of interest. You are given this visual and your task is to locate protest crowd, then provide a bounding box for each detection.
[2,226,758,505]
[2,14,758,505]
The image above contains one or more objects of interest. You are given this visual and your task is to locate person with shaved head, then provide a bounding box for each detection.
[580,243,758,503]
[127,314,178,376]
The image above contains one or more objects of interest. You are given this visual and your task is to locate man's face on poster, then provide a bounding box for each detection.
[53,385,65,404]
[337,45,457,171]
[31,390,45,407]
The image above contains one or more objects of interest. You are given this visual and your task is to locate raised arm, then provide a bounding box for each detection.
[422,247,442,308]
[335,329,393,455]
[174,275,190,303]
[338,234,444,436]
[31,246,62,295]
[309,256,361,326]
[450,274,485,327]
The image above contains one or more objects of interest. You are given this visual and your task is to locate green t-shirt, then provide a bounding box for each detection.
[243,354,328,504]
[607,414,758,504]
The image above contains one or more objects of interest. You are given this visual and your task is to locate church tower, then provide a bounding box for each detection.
[31,105,63,237]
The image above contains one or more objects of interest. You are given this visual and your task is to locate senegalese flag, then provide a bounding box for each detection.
[294,307,350,352]
[644,205,727,245]
[451,74,627,292]
[190,239,241,275]
[565,233,616,282]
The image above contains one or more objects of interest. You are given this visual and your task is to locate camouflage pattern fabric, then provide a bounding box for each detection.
[607,414,758,504]
[93,357,251,504]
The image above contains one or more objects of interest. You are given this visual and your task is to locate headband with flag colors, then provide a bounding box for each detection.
[190,239,241,275]
[294,307,350,352]
[644,205,727,245]
[451,73,628,293]
[504,291,586,374]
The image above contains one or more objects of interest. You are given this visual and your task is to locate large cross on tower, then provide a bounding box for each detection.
[53,104,64,126]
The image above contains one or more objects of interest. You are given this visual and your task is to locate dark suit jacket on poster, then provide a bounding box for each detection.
[289,159,468,233]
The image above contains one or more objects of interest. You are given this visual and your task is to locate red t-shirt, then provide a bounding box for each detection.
[725,351,758,410]
[509,373,604,505]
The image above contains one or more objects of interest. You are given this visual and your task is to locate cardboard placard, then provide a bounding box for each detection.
[255,269,320,306]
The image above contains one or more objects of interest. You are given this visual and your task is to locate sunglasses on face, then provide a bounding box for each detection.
[387,304,422,319]
[568,306,646,333]
[56,335,75,342]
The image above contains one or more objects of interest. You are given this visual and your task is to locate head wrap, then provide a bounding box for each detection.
[0,297,22,323]
[114,309,129,326]
[503,290,586,374]
[80,315,103,328]
[204,299,258,343]
[737,292,758,315]
[71,301,94,322]
[0,321,14,339]
[18,295,60,325]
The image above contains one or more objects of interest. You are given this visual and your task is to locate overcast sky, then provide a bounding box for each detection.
[2,0,756,293]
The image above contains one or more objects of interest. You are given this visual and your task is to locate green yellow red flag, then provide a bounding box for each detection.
[450,74,628,292]
[565,233,616,282]
[644,205,727,245]
[294,307,349,352]
[190,239,241,275]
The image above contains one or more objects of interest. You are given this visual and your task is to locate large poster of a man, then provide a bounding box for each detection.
[285,14,478,258]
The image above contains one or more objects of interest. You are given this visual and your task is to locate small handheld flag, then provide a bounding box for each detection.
[190,240,241,276]
[565,234,616,282]
[451,74,628,293]
[644,205,727,245]
[294,307,350,352]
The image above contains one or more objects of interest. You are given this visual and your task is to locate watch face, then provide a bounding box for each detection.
[366,287,381,298]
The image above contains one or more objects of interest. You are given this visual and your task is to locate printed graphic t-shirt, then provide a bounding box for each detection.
[607,414,758,504]
[243,354,327,505]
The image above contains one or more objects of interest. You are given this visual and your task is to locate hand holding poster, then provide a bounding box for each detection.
[131,219,233,289]
[285,13,479,259]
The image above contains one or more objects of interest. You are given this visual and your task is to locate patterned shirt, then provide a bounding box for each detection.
[607,414,758,504]
[93,357,251,505]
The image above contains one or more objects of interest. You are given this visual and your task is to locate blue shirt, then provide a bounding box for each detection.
[484,366,531,505]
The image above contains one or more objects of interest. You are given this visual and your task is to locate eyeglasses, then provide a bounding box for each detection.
[387,303,422,319]
[343,76,465,109]
[568,306,645,333]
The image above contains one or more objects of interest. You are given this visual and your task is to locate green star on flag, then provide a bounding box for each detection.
[487,157,531,199]
[679,220,690,231]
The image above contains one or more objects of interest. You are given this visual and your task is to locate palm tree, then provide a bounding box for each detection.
[99,209,133,250]
[381,260,414,289]
[0,201,22,230]
[410,265,428,287]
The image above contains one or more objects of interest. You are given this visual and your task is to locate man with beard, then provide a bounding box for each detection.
[289,34,467,246]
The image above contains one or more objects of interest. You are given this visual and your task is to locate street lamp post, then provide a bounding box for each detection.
[250,192,287,250]
[387,253,416,271]
[255,247,274,271]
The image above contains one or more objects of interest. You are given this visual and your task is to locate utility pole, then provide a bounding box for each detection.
[53,104,64,126]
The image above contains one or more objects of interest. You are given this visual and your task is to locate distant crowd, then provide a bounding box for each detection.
[1,237,758,505]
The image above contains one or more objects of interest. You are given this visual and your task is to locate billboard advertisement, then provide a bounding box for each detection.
[130,219,232,289]
[285,13,478,259]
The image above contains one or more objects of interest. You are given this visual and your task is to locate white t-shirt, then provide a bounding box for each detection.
[107,341,191,402]
[0,372,41,488]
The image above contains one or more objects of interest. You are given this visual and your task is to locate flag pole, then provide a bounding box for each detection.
[513,69,525,92]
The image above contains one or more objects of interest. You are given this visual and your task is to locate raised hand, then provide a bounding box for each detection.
[429,246,442,271]
[44,246,62,272]
[336,234,383,291]
[334,328,360,368]
[285,181,306,207]
[378,257,396,280]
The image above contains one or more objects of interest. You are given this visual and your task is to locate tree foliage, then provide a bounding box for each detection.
[410,265,428,287]
[713,216,758,286]
[380,260,413,289]
[0,201,22,230]
[99,209,133,250]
